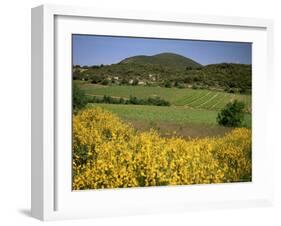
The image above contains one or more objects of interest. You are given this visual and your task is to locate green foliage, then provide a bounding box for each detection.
[164,80,172,88]
[73,60,251,93]
[120,52,202,70]
[217,100,246,127]
[132,78,139,86]
[78,84,252,112]
[145,96,171,106]
[73,84,88,110]
[90,75,102,84]
[91,103,251,127]
[120,78,129,85]
[89,95,171,106]
[101,79,110,85]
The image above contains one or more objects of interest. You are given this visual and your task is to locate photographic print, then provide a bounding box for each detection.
[72,35,252,190]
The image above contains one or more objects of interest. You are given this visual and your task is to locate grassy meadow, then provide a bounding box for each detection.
[76,81,251,138]
[81,83,251,111]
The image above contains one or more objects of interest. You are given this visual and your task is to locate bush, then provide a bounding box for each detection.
[101,79,110,85]
[132,79,139,86]
[89,95,170,106]
[164,80,172,88]
[120,78,129,85]
[73,84,88,110]
[175,82,185,89]
[217,100,245,127]
[90,75,102,84]
[146,96,170,106]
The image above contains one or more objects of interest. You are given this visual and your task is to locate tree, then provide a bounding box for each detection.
[132,79,139,86]
[164,80,172,88]
[217,100,245,127]
[73,84,88,110]
[91,75,102,84]
[101,79,110,85]
[120,78,129,85]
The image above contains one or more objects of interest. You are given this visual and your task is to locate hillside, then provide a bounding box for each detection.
[120,52,202,69]
[73,52,251,93]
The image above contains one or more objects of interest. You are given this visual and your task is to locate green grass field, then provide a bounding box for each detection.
[78,82,251,138]
[80,83,251,111]
[89,103,251,127]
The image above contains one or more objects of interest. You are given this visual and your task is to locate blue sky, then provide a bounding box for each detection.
[72,34,252,66]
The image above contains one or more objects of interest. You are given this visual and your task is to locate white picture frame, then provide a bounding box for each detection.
[31,4,274,221]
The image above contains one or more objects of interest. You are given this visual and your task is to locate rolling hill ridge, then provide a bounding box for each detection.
[120,52,202,69]
[73,52,251,93]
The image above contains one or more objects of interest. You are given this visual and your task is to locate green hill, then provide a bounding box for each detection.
[73,52,251,93]
[120,52,202,69]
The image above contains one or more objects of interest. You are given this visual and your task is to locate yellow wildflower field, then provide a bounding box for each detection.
[72,107,251,190]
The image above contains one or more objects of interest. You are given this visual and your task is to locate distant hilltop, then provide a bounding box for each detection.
[120,52,202,70]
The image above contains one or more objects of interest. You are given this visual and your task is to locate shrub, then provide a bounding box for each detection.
[90,75,102,84]
[217,100,245,127]
[73,84,88,110]
[120,78,129,85]
[164,80,172,88]
[132,79,139,86]
[89,95,170,106]
[176,83,185,89]
[146,96,170,106]
[101,79,110,85]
